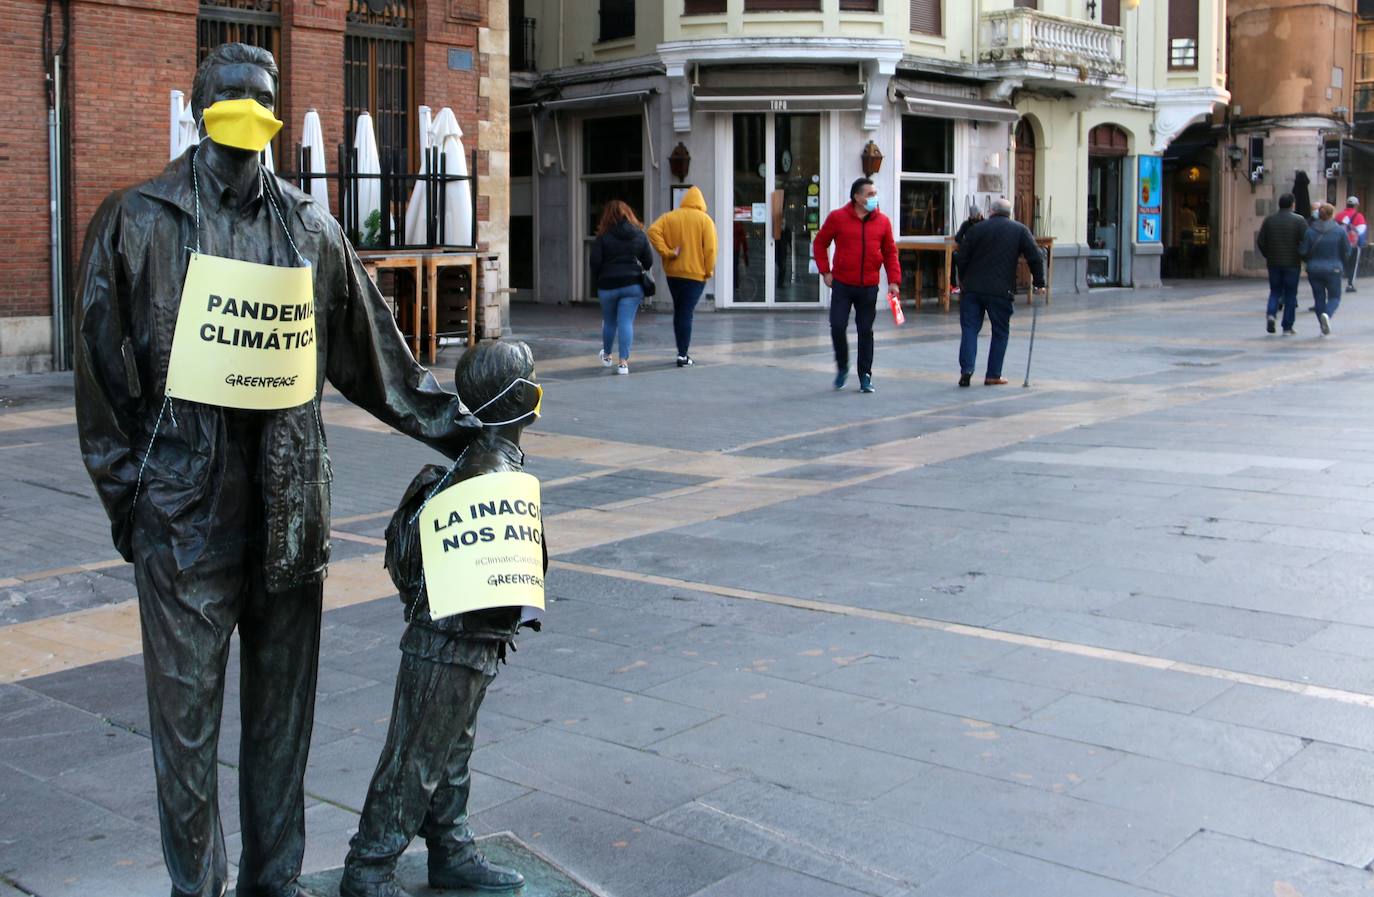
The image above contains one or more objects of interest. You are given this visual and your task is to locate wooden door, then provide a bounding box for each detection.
[1014,119,1037,232]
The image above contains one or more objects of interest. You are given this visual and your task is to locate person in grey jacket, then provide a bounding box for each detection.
[1256,193,1307,334]
[1300,202,1357,335]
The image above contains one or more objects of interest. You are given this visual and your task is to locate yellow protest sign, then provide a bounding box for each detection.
[165,253,317,410]
[419,471,545,619]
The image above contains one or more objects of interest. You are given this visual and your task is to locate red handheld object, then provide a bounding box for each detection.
[889,293,906,326]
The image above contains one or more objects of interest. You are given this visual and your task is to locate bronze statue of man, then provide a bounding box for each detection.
[73,43,480,897]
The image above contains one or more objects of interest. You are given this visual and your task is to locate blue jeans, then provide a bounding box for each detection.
[1309,270,1342,319]
[667,277,706,356]
[829,281,878,376]
[1266,266,1299,331]
[599,284,643,359]
[959,290,1014,377]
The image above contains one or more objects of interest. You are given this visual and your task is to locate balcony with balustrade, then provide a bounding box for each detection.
[978,8,1126,94]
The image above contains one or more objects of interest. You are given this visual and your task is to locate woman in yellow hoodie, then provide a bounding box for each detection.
[648,186,718,366]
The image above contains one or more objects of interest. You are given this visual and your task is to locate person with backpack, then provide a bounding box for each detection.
[1299,203,1357,335]
[1334,196,1366,292]
[590,200,654,374]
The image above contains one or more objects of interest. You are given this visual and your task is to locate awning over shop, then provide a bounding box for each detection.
[892,85,1019,124]
[692,85,864,113]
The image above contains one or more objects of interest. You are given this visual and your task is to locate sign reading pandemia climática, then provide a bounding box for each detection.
[419,471,546,619]
[166,253,317,410]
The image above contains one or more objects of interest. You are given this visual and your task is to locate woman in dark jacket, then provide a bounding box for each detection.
[590,200,654,374]
[1300,202,1357,335]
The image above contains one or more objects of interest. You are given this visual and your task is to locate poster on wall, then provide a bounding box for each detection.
[1137,155,1162,243]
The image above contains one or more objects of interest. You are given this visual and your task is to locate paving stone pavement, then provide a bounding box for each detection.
[7,281,1374,895]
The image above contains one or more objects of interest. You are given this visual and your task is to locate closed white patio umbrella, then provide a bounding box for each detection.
[170,90,198,159]
[352,112,382,244]
[403,105,434,244]
[427,107,473,246]
[300,109,330,208]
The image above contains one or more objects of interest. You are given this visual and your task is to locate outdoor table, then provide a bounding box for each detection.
[360,251,480,363]
[895,237,956,313]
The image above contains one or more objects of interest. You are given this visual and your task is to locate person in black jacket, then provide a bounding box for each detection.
[1256,193,1307,334]
[341,341,544,897]
[954,197,1046,387]
[590,200,654,374]
[950,207,984,294]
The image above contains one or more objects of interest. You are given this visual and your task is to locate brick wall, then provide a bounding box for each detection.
[2,0,499,349]
[0,0,64,319]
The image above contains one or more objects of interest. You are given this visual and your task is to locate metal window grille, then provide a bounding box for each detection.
[1169,38,1198,70]
[197,0,282,157]
[909,0,941,36]
[513,17,537,71]
[345,0,414,172]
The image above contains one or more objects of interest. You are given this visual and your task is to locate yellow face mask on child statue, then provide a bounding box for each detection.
[202,98,283,153]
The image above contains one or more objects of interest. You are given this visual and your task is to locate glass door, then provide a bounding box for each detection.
[728,112,823,306]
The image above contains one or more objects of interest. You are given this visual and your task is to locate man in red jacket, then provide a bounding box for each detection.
[813,177,901,393]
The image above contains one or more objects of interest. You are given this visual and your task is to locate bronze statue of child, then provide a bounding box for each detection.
[341,341,544,897]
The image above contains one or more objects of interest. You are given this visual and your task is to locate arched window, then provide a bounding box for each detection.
[197,0,283,160]
[1088,124,1129,156]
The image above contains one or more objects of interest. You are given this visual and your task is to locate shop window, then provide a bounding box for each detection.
[197,0,282,160]
[684,0,726,12]
[1168,0,1198,70]
[909,0,940,35]
[598,0,634,41]
[899,116,954,239]
[582,114,645,293]
[901,116,953,175]
[345,0,415,172]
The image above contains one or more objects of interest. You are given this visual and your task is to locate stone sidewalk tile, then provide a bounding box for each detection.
[471,725,737,821]
[685,863,879,897]
[1070,754,1374,867]
[1018,693,1304,779]
[1139,830,1374,897]
[810,661,1066,726]
[1094,593,1329,647]
[971,645,1233,714]
[1265,740,1374,806]
[1160,629,1374,695]
[652,780,975,896]
[867,764,1197,883]
[485,666,718,749]
[650,716,926,804]
[1195,684,1374,752]
[911,847,1170,897]
[473,791,754,897]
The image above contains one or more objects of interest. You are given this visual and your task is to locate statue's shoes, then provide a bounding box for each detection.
[429,851,526,891]
[338,874,417,897]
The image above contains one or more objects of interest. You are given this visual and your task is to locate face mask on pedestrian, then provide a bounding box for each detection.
[471,377,543,427]
[864,195,880,212]
[201,98,283,153]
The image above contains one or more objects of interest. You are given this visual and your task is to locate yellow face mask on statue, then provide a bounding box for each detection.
[202,98,283,153]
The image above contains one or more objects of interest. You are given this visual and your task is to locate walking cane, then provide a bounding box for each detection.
[1023,245,1048,388]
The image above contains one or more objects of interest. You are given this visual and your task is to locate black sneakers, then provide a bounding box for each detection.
[676,355,694,367]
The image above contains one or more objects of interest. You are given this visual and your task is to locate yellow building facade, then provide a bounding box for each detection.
[509,0,1228,303]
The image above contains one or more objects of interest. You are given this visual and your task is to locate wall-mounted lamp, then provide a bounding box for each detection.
[1086,0,1097,19]
[668,142,691,183]
[861,140,884,176]
[1226,144,1244,171]
[1123,0,1140,9]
